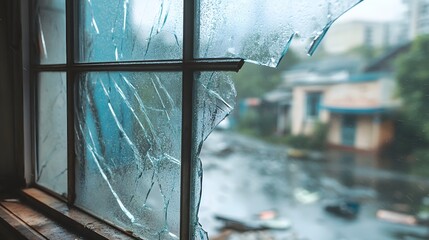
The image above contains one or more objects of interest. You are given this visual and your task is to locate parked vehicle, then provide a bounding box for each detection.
[325,200,360,219]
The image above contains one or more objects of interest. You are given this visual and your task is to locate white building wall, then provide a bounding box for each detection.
[291,85,329,135]
[327,115,342,145]
[355,116,377,151]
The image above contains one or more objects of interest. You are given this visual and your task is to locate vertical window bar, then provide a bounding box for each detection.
[29,0,37,186]
[66,0,76,204]
[181,0,196,239]
[17,0,32,187]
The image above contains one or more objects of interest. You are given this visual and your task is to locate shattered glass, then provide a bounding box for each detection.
[36,72,67,196]
[192,72,237,239]
[197,0,363,67]
[75,72,182,239]
[70,0,364,239]
[79,0,183,62]
[36,0,66,64]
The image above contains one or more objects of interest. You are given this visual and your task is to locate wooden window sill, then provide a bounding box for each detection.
[0,188,138,240]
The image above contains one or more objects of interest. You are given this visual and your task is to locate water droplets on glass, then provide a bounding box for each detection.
[197,0,363,67]
[71,0,364,239]
[75,72,182,239]
[79,0,183,62]
[36,72,68,196]
[192,72,237,239]
[36,0,66,64]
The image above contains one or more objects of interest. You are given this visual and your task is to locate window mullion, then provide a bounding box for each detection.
[31,58,244,72]
[66,0,76,205]
[181,0,197,239]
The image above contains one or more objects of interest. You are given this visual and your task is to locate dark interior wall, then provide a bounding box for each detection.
[0,0,17,189]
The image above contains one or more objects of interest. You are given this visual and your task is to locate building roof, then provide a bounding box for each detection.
[289,71,391,87]
[287,57,364,75]
[284,42,411,87]
[284,57,368,86]
[322,106,395,115]
[348,72,391,83]
[364,42,411,72]
[263,89,291,103]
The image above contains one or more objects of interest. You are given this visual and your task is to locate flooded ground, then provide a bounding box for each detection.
[199,131,429,240]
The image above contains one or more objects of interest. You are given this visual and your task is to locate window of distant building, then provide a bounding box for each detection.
[306,92,322,119]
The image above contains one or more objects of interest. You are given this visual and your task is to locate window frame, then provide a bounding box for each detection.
[25,0,244,239]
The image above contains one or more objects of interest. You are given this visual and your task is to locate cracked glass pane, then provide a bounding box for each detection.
[36,0,66,64]
[79,0,183,63]
[36,72,67,196]
[197,0,363,67]
[192,72,237,240]
[75,72,182,239]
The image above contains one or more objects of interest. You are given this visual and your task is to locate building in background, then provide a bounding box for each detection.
[289,72,399,152]
[321,73,399,152]
[320,0,429,55]
[405,0,429,38]
[280,45,408,152]
[322,20,408,54]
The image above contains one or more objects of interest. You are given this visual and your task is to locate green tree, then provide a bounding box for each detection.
[233,49,300,100]
[395,35,429,140]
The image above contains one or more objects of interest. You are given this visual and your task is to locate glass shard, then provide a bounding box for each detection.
[79,0,183,62]
[75,72,182,239]
[36,72,67,196]
[36,0,66,64]
[192,72,236,239]
[197,0,363,67]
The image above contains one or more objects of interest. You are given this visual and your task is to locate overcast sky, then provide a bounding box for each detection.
[340,0,407,22]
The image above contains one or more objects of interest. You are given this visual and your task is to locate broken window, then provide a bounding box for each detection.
[75,72,182,238]
[32,0,362,239]
[36,72,68,195]
[198,0,363,67]
[36,0,66,64]
[79,0,183,62]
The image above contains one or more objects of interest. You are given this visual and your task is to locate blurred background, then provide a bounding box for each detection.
[199,0,429,239]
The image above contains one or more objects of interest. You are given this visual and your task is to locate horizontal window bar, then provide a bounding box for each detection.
[31,58,244,72]
[188,58,244,72]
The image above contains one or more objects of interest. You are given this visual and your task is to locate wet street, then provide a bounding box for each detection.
[199,131,429,240]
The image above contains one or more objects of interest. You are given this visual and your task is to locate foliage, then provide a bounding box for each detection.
[236,104,278,136]
[382,112,428,158]
[233,49,300,100]
[285,134,311,149]
[284,122,329,150]
[308,122,329,150]
[409,150,429,177]
[236,110,260,136]
[393,35,429,174]
[395,35,429,142]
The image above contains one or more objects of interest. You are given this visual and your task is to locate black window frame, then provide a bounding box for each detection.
[26,0,244,239]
